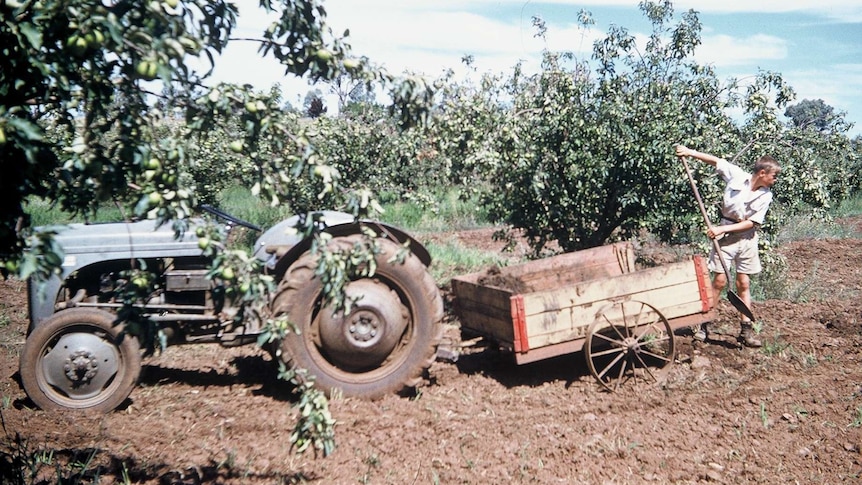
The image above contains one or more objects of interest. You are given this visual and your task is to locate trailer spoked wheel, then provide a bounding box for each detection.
[19,308,142,412]
[585,300,675,392]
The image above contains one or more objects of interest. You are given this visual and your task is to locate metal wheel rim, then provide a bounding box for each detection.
[308,277,415,383]
[585,300,675,392]
[35,324,126,409]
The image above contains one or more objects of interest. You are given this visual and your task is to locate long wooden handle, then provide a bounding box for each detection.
[678,156,733,281]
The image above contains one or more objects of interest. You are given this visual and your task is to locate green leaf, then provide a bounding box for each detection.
[6,118,44,142]
[20,23,43,49]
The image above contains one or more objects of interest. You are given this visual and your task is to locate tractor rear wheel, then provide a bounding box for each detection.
[271,235,443,399]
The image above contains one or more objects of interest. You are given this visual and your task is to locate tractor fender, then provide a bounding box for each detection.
[253,211,432,280]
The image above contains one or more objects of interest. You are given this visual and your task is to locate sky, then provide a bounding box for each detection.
[210,0,862,136]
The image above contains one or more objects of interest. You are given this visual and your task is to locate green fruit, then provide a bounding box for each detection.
[342,58,360,70]
[244,101,258,113]
[238,282,250,293]
[136,60,158,80]
[144,170,157,182]
[228,140,244,153]
[164,0,179,8]
[3,260,18,273]
[85,30,104,47]
[220,267,235,280]
[314,48,333,61]
[132,277,148,289]
[148,191,162,205]
[195,227,206,237]
[67,35,88,57]
[197,237,210,249]
[144,157,161,170]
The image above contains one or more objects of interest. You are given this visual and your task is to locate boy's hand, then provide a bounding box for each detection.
[675,145,690,158]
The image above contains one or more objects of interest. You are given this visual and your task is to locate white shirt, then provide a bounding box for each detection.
[715,158,773,233]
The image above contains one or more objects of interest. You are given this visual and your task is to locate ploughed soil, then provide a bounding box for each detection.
[2,220,862,484]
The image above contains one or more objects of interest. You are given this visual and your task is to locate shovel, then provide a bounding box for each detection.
[679,156,756,321]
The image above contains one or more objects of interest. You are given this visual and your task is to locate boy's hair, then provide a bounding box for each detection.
[754,155,781,174]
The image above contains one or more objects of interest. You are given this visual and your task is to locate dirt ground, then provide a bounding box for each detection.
[2,220,862,484]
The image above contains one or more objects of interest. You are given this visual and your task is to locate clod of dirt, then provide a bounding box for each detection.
[476,266,529,293]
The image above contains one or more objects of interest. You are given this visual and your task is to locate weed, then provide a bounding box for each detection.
[218,449,237,470]
[581,434,632,458]
[358,454,380,485]
[760,402,769,428]
[788,347,819,368]
[849,407,862,428]
[753,251,789,300]
[120,461,132,485]
[760,335,789,357]
[786,263,822,303]
[364,454,380,468]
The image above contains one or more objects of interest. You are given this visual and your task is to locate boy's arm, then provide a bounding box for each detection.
[675,145,722,167]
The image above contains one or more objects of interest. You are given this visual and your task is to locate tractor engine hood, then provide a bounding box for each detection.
[49,219,204,276]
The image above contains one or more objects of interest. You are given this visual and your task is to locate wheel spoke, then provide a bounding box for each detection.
[591,345,626,358]
[586,301,675,392]
[602,314,628,341]
[613,355,629,391]
[595,350,627,381]
[592,331,625,347]
[632,351,659,383]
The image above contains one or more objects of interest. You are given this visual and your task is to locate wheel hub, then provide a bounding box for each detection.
[65,350,100,383]
[42,332,120,399]
[347,312,382,345]
[318,279,408,370]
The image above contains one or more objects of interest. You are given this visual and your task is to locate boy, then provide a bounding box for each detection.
[675,144,781,347]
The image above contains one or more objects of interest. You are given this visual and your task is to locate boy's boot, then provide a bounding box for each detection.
[693,323,708,342]
[739,322,762,348]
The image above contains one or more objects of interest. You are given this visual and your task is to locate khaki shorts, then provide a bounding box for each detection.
[708,233,761,275]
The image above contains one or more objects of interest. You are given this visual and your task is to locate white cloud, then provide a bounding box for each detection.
[203,1,861,133]
[785,63,862,117]
[695,34,788,67]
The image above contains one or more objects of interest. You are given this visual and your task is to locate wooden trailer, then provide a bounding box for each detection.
[451,242,716,390]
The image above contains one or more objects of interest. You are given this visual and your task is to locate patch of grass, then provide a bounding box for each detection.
[425,240,513,286]
[216,185,292,229]
[775,194,862,244]
[26,197,126,226]
[380,189,489,232]
[776,215,858,243]
[833,194,862,219]
[215,185,295,251]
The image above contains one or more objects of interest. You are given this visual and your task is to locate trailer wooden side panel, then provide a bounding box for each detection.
[518,260,709,350]
[451,242,636,349]
[452,245,715,362]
